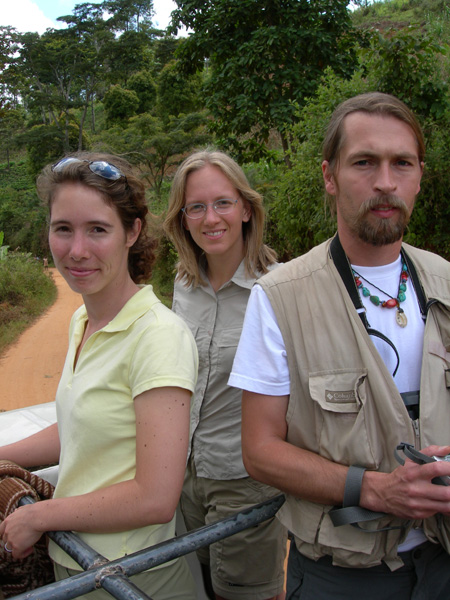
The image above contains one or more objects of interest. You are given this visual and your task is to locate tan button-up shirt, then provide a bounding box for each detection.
[173,260,259,479]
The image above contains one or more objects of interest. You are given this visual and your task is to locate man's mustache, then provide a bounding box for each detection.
[358,195,409,217]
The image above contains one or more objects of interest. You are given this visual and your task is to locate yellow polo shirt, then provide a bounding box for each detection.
[49,285,198,570]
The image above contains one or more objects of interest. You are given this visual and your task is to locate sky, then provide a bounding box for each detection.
[1,0,178,35]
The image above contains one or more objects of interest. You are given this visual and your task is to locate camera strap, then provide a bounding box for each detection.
[327,235,429,530]
[329,233,426,402]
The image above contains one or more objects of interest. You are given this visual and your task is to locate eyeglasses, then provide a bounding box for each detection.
[182,199,238,219]
[52,157,126,182]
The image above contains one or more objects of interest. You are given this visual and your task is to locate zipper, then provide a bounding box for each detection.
[412,418,420,448]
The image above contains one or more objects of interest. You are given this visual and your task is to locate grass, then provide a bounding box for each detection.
[0,253,57,356]
[0,238,176,359]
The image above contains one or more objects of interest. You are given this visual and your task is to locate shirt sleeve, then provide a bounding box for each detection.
[228,284,290,395]
[130,316,198,399]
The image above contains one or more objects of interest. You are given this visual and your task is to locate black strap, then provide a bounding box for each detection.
[343,465,366,506]
[329,234,429,322]
[400,391,420,420]
[330,234,369,327]
[395,442,449,487]
[330,234,402,376]
[329,465,396,530]
[401,248,428,320]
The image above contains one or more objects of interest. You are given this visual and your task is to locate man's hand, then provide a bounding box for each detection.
[362,445,450,520]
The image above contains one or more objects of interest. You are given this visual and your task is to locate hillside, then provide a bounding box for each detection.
[352,0,448,29]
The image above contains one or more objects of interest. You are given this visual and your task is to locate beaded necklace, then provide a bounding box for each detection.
[352,261,409,328]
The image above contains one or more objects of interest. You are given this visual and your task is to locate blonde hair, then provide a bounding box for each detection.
[164,150,276,287]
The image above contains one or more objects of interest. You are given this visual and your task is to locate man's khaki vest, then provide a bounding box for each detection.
[259,239,450,570]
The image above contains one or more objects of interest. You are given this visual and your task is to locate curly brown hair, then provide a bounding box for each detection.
[37,152,157,283]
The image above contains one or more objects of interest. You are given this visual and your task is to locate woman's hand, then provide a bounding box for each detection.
[0,502,47,559]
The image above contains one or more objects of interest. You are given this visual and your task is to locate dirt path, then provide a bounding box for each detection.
[0,269,82,412]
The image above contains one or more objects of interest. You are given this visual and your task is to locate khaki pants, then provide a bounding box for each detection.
[181,458,287,600]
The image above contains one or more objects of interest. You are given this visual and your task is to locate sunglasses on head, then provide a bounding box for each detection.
[52,157,126,182]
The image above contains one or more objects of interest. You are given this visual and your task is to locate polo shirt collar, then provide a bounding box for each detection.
[74,286,158,334]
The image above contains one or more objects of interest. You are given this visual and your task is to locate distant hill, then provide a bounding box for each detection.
[351,0,448,30]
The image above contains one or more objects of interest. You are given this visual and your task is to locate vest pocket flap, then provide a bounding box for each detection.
[309,369,367,413]
[428,340,450,363]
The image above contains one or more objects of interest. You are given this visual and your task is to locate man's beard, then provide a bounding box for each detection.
[350,195,411,246]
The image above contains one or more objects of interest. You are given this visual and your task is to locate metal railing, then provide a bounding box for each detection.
[11,493,286,600]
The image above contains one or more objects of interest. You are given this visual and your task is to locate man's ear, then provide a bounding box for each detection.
[322,160,337,196]
[416,161,425,195]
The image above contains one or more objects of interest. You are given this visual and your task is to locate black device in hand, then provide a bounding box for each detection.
[395,442,450,486]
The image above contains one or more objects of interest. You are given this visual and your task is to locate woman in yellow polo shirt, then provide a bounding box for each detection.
[0,153,198,599]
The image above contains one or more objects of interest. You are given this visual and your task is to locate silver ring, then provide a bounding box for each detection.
[4,542,12,553]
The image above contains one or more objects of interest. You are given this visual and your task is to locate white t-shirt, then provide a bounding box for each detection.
[230,256,424,395]
[229,255,427,551]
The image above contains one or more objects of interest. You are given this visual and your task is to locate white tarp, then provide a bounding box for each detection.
[0,402,58,485]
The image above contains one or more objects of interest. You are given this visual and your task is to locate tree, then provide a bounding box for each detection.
[103,85,140,124]
[0,27,21,109]
[361,26,448,121]
[156,60,202,120]
[268,25,450,261]
[103,0,154,33]
[57,4,116,144]
[128,70,157,113]
[171,0,358,161]
[0,107,26,169]
[102,111,211,196]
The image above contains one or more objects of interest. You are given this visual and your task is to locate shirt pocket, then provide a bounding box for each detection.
[216,327,242,375]
[309,368,378,469]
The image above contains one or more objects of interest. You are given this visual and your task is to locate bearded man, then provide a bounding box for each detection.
[229,92,450,600]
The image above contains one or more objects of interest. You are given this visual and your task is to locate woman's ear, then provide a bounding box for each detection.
[126,218,142,247]
[242,200,251,223]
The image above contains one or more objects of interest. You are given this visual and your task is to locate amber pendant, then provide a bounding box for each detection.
[396,308,407,328]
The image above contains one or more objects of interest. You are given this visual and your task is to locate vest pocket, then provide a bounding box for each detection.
[309,368,378,468]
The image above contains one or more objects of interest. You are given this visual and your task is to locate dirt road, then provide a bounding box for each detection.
[0,269,82,412]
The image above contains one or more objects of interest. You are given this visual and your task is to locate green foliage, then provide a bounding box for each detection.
[0,231,8,260]
[352,0,449,27]
[172,0,358,161]
[270,21,450,260]
[150,234,178,307]
[152,36,180,74]
[127,70,157,113]
[156,60,202,120]
[103,85,140,124]
[361,26,448,120]
[102,110,211,195]
[103,0,155,33]
[0,107,26,167]
[2,0,450,268]
[20,121,87,177]
[407,115,450,258]
[104,30,155,85]
[0,160,49,256]
[269,69,369,259]
[0,252,57,353]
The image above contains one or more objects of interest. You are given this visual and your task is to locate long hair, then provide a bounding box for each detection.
[164,150,276,287]
[37,152,157,283]
[323,92,425,213]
